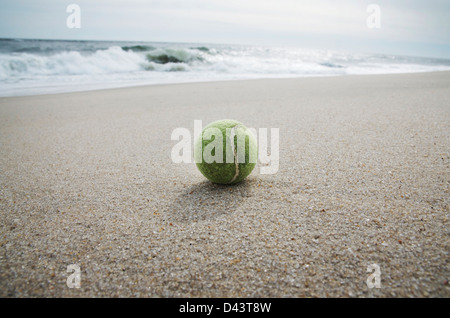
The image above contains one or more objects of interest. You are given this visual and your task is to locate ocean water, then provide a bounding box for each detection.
[1,38,450,96]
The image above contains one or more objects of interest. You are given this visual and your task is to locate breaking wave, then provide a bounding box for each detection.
[0,45,216,80]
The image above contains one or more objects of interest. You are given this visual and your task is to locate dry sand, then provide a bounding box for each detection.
[0,72,449,297]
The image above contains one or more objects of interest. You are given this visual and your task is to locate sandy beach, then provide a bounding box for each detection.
[0,71,449,297]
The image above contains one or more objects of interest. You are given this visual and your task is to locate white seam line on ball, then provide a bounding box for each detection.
[228,125,241,184]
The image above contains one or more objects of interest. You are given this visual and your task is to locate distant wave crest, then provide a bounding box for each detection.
[121,45,155,52]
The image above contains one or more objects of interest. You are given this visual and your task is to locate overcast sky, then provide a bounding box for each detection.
[0,0,449,58]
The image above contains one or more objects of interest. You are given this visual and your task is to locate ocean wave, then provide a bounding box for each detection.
[0,45,213,79]
[1,38,450,96]
[0,46,145,79]
[147,47,207,64]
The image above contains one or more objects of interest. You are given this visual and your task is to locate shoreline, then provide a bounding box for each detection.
[2,70,450,99]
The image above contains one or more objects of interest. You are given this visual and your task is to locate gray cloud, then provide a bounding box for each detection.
[0,0,448,58]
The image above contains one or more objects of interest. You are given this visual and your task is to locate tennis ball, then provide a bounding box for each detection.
[194,119,257,184]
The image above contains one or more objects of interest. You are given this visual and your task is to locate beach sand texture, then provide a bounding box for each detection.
[0,72,449,297]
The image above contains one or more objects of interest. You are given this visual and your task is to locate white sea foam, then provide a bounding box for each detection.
[0,46,144,78]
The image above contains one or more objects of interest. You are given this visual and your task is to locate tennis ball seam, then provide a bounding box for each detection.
[227,123,246,184]
[228,124,240,184]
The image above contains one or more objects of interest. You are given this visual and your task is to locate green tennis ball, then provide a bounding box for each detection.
[194,119,257,184]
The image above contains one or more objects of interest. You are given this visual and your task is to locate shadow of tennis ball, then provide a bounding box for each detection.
[167,179,255,223]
